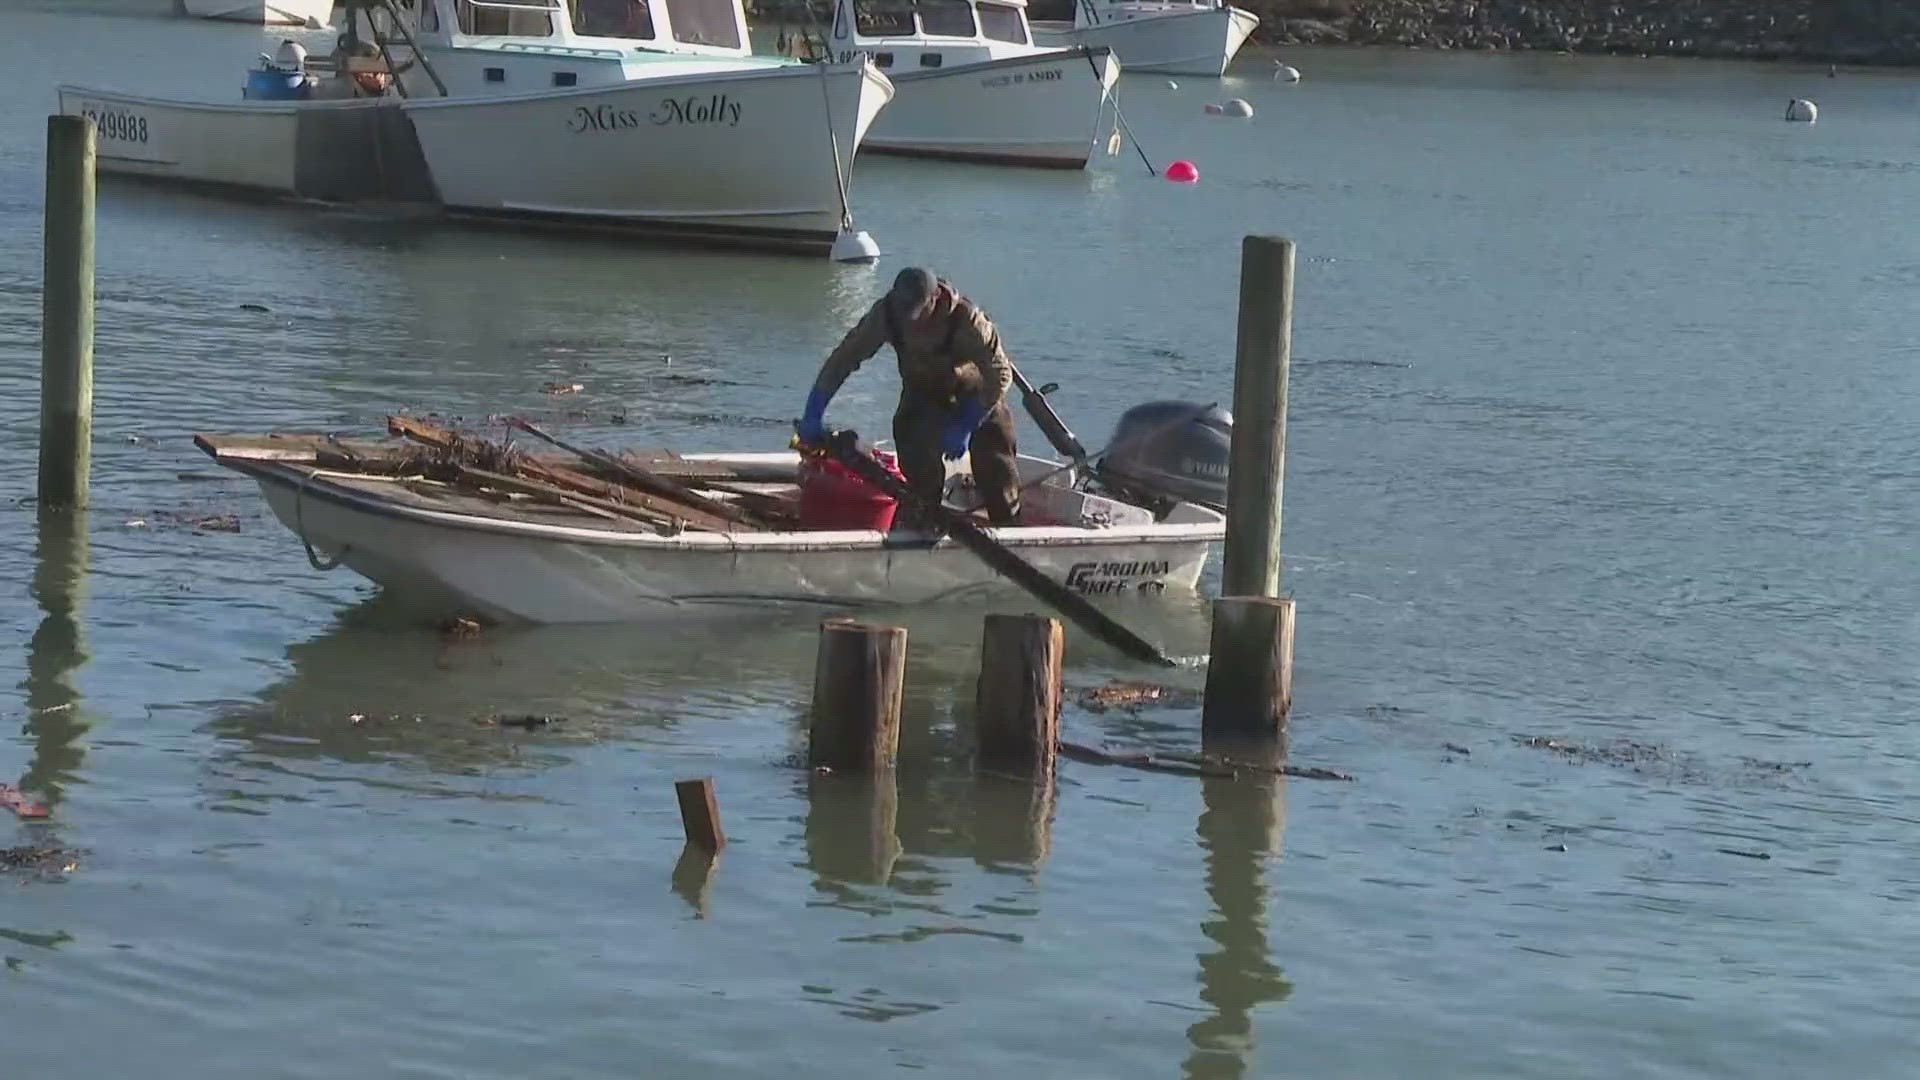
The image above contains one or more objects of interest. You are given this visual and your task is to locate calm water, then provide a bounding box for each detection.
[3,2,1919,1075]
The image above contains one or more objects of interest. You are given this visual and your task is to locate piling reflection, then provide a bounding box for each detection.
[968,776,1056,872]
[1184,770,1291,1080]
[20,509,90,807]
[803,773,904,889]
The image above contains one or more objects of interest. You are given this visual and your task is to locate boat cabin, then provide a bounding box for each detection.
[825,0,1048,71]
[394,0,778,95]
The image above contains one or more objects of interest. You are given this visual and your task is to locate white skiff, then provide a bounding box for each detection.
[199,439,1224,624]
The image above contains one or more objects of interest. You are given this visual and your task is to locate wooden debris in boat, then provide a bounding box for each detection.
[506,418,769,531]
[389,416,755,534]
[451,466,688,533]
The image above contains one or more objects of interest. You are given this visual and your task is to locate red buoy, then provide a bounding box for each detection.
[1165,160,1200,183]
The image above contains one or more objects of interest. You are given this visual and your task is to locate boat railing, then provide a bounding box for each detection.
[460,0,564,9]
[494,40,629,57]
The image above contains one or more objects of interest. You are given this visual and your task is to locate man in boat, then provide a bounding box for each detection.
[798,267,1021,526]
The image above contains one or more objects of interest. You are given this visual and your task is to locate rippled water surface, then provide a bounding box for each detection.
[2,2,1918,1075]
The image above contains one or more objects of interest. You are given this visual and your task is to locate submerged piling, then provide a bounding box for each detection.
[808,620,907,774]
[39,114,95,510]
[973,614,1063,779]
[1202,597,1295,744]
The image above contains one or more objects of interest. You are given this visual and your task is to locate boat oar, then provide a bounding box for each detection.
[818,430,1176,668]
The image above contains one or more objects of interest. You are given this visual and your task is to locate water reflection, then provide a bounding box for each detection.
[1184,772,1291,1080]
[20,509,90,807]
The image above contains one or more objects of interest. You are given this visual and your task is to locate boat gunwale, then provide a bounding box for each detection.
[230,459,1225,552]
[861,44,1112,84]
[56,84,400,116]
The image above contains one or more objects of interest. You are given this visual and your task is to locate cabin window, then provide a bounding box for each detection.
[664,0,741,47]
[572,0,655,38]
[853,0,913,36]
[484,66,505,81]
[919,51,942,66]
[916,0,976,37]
[978,1,1026,42]
[455,0,555,36]
[553,71,577,85]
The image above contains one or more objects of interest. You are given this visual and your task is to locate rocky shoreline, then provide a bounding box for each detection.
[1253,1,1920,65]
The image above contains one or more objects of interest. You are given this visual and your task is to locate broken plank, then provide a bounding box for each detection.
[452,466,682,531]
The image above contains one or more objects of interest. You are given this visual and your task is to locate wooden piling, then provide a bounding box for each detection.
[1220,235,1293,599]
[973,614,1063,779]
[1202,596,1295,745]
[39,114,95,510]
[808,620,907,774]
[674,777,726,851]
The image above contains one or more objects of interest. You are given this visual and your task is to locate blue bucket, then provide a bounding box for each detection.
[245,67,310,101]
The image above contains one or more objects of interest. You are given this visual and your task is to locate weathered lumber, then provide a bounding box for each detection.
[452,466,679,531]
[809,620,907,775]
[974,614,1063,779]
[1057,740,1353,782]
[506,418,767,530]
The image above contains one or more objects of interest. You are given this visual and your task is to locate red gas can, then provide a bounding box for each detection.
[797,451,906,531]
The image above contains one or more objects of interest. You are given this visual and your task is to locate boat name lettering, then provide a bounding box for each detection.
[651,94,744,128]
[980,68,1064,89]
[569,104,645,133]
[80,106,148,144]
[1066,560,1171,595]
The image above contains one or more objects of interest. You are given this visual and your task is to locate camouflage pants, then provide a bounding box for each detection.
[893,397,1020,527]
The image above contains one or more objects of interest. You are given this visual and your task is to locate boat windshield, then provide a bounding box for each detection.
[852,0,913,36]
[977,0,1025,41]
[572,0,655,38]
[663,0,741,46]
[916,0,977,36]
[455,0,556,36]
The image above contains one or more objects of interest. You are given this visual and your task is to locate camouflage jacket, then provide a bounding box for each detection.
[811,284,1013,412]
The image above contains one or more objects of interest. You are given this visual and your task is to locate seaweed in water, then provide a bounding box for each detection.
[0,846,79,877]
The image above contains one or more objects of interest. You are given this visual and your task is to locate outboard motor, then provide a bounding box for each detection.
[1096,401,1233,513]
[244,40,315,101]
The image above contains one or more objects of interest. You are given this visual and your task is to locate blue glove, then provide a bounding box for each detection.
[796,387,832,445]
[941,400,989,461]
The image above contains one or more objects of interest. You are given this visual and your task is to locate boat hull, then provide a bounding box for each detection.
[54,86,436,203]
[246,466,1221,623]
[1033,7,1257,77]
[400,61,892,252]
[866,48,1117,169]
[179,0,333,27]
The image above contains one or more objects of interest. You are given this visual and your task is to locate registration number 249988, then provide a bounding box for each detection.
[81,107,149,144]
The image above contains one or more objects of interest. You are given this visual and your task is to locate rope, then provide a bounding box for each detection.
[294,469,347,572]
[1081,49,1156,176]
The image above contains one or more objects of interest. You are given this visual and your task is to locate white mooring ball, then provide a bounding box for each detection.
[1276,63,1301,83]
[1165,78,1179,89]
[1203,102,1224,115]
[1222,98,1254,118]
[1785,98,1818,123]
[830,228,880,263]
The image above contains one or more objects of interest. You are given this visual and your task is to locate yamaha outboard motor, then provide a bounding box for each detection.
[1096,401,1233,514]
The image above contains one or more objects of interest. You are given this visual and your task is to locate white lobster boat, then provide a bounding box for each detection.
[195,436,1226,623]
[178,0,333,27]
[61,0,893,256]
[1032,0,1257,77]
[819,0,1118,168]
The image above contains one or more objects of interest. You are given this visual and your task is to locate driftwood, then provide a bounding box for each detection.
[506,418,768,530]
[1057,741,1354,782]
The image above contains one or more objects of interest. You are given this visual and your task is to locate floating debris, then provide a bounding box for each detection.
[0,786,49,819]
[493,714,563,730]
[238,303,271,313]
[1443,742,1471,756]
[543,382,585,396]
[1516,735,1669,768]
[438,617,483,638]
[1545,843,1568,852]
[193,514,241,533]
[1077,680,1201,714]
[0,846,77,874]
[1718,847,1772,861]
